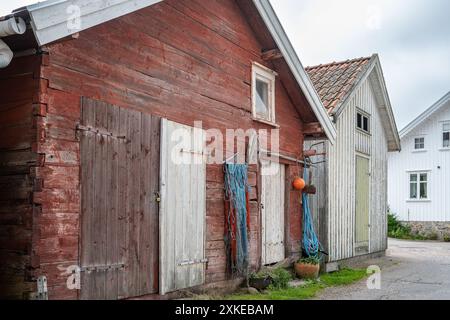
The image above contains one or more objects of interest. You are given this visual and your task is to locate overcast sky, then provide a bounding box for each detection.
[2,0,449,129]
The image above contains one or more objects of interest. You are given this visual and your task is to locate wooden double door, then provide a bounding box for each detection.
[79,98,206,299]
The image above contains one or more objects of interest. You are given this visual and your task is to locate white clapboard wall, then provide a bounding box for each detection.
[159,119,206,295]
[260,160,285,265]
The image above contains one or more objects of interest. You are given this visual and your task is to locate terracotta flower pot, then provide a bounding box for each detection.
[294,262,320,279]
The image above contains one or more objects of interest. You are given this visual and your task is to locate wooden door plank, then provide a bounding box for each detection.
[149,116,161,293]
[80,98,96,300]
[105,104,120,300]
[128,109,141,297]
[117,108,130,299]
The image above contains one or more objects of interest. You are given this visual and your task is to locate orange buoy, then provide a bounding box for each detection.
[292,177,306,191]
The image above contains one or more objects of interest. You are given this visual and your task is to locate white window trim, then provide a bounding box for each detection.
[356,109,370,134]
[407,171,430,201]
[442,121,450,149]
[252,62,277,125]
[413,136,426,151]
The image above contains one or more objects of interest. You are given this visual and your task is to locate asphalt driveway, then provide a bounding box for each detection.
[315,238,450,300]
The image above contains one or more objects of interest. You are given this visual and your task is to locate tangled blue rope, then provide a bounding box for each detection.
[224,164,249,275]
[302,168,322,258]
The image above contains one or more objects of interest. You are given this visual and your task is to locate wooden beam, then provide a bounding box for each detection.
[261,48,283,61]
[303,122,324,135]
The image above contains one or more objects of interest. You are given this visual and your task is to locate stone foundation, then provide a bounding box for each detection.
[402,221,450,241]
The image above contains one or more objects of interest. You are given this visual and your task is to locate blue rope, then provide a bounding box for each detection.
[302,168,322,258]
[224,164,249,275]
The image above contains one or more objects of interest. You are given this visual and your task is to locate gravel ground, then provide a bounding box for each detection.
[315,238,450,300]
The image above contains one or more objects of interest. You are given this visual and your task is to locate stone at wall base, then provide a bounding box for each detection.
[402,221,450,241]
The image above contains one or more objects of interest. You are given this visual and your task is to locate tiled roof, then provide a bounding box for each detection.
[305,56,373,114]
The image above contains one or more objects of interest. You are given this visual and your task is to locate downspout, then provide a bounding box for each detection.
[0,17,26,68]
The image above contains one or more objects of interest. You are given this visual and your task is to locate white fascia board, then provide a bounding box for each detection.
[372,56,401,151]
[400,91,450,139]
[253,0,336,144]
[27,0,163,46]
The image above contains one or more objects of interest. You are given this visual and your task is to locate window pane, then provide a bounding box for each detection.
[415,138,424,149]
[420,182,427,199]
[443,123,450,131]
[444,132,450,148]
[363,116,369,132]
[420,173,427,182]
[410,174,417,182]
[357,113,362,129]
[410,183,417,199]
[255,79,269,116]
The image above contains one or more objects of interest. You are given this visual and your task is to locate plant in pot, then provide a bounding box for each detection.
[248,270,273,290]
[294,256,321,280]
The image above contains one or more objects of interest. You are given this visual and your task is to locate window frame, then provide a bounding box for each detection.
[356,110,370,134]
[413,136,426,151]
[443,121,450,149]
[251,62,277,125]
[408,171,429,201]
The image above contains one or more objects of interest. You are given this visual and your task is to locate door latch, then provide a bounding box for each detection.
[155,191,161,203]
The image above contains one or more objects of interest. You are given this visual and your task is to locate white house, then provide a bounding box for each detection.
[305,55,401,266]
[388,92,450,239]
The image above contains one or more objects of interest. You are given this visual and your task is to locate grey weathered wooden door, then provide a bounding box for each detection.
[355,156,370,252]
[260,160,285,265]
[79,98,160,299]
[159,119,206,295]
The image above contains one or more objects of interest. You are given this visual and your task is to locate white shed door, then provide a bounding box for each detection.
[159,119,206,295]
[261,160,286,265]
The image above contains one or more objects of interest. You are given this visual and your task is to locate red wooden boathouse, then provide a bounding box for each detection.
[0,0,336,299]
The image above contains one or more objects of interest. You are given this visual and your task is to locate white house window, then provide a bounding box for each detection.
[356,112,370,133]
[443,122,450,148]
[252,62,276,124]
[414,137,425,150]
[409,172,428,200]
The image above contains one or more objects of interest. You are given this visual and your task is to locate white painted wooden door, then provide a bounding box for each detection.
[261,160,286,265]
[159,119,206,295]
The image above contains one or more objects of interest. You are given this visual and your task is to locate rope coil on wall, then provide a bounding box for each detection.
[302,167,323,258]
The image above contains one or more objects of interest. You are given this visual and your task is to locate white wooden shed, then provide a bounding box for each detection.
[305,55,401,265]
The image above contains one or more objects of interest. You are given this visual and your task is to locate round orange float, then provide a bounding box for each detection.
[292,177,306,190]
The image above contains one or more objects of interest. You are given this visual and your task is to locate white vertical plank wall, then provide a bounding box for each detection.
[307,78,389,262]
[388,101,450,223]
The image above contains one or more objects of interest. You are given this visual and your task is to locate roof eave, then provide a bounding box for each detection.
[26,0,164,46]
[252,0,336,144]
[400,91,450,139]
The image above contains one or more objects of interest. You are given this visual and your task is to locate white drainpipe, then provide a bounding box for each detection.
[0,17,26,68]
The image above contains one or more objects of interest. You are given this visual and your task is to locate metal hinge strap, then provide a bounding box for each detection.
[76,124,127,140]
[80,263,125,273]
[178,259,208,266]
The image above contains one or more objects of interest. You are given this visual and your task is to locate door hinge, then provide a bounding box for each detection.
[36,276,48,300]
[178,259,208,267]
[80,263,125,273]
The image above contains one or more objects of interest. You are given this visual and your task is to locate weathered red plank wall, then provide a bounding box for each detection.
[16,0,305,299]
[0,55,43,299]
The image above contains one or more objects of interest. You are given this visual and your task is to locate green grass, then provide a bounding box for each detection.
[222,268,367,300]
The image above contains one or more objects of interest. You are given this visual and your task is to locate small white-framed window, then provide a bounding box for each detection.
[443,122,450,148]
[414,137,425,150]
[252,62,276,124]
[356,111,370,133]
[409,172,428,200]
